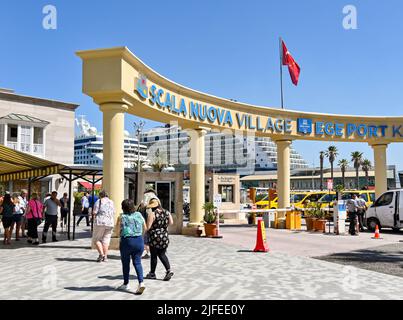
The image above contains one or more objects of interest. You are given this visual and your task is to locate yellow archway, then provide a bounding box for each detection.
[77,47,403,234]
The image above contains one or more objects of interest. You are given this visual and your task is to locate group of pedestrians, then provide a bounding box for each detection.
[90,188,174,295]
[0,190,70,245]
[346,194,367,235]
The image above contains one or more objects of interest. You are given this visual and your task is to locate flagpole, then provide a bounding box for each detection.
[279,37,284,109]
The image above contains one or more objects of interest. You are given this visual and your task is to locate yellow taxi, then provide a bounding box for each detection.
[255,195,278,209]
[290,191,328,209]
[318,190,376,210]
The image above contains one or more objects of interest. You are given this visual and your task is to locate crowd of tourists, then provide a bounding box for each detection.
[0,188,174,295]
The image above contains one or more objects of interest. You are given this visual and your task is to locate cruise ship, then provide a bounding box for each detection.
[141,125,308,174]
[74,116,148,168]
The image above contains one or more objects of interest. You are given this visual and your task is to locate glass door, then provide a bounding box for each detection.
[156,181,171,213]
[20,125,32,153]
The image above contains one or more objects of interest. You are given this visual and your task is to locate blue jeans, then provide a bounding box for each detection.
[120,236,144,285]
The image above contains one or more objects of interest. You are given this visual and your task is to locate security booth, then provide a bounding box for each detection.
[206,173,245,224]
[135,171,183,234]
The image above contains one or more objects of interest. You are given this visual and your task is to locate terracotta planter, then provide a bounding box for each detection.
[204,223,217,237]
[314,219,327,232]
[305,217,316,231]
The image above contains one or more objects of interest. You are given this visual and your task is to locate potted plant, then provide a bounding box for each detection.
[202,202,218,237]
[304,202,319,231]
[313,208,327,232]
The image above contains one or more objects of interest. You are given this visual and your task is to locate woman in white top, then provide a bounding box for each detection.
[92,190,115,262]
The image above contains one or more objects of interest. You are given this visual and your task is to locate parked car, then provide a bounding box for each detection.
[365,189,403,232]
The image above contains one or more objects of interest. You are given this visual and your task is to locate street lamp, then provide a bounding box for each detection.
[133,120,145,172]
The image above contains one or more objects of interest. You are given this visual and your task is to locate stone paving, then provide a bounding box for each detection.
[1,228,403,300]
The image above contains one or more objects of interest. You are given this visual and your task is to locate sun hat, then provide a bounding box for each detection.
[146,198,160,209]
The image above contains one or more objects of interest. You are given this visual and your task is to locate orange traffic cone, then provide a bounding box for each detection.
[253,218,269,252]
[372,225,382,239]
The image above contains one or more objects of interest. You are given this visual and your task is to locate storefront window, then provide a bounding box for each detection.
[218,185,234,203]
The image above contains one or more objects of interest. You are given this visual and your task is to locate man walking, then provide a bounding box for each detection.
[77,192,90,227]
[59,192,70,231]
[347,194,358,236]
[42,191,61,243]
[18,189,28,238]
[356,194,367,233]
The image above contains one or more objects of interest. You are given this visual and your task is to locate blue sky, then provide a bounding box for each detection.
[1,0,402,170]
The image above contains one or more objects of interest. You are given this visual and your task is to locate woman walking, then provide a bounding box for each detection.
[11,193,23,241]
[145,199,174,281]
[92,190,115,262]
[25,193,43,245]
[116,199,147,295]
[0,193,15,245]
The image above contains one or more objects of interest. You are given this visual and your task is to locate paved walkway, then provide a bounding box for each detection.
[0,227,403,300]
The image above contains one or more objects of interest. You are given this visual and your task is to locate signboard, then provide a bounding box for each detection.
[327,179,333,190]
[213,194,222,209]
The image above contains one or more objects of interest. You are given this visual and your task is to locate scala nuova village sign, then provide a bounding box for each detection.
[135,73,403,140]
[77,46,403,235]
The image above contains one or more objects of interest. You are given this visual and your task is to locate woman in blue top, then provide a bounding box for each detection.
[116,199,147,295]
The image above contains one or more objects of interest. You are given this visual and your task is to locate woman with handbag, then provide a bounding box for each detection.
[25,193,43,245]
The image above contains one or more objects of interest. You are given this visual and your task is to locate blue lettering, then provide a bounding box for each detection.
[284,119,292,133]
[357,124,367,137]
[198,104,207,121]
[315,122,324,135]
[236,113,246,128]
[347,123,356,136]
[189,101,199,119]
[274,119,283,132]
[164,92,172,110]
[216,108,225,124]
[248,115,256,129]
[207,107,217,123]
[156,89,164,108]
[179,98,187,116]
[335,123,343,136]
[378,125,388,137]
[324,122,334,135]
[266,118,274,131]
[171,95,180,114]
[149,85,157,104]
[393,125,403,137]
[368,125,378,138]
[224,111,233,126]
[257,117,264,131]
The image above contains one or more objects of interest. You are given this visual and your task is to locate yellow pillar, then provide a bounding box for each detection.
[371,144,388,198]
[188,128,207,227]
[100,103,127,237]
[276,140,292,208]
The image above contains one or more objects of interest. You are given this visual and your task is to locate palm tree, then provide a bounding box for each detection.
[351,151,363,190]
[319,151,325,191]
[338,159,349,188]
[325,146,338,183]
[361,159,372,186]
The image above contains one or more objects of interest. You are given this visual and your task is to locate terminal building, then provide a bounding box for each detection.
[241,165,401,191]
[0,88,78,196]
[141,125,308,173]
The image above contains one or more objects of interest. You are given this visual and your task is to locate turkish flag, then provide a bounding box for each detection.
[281,40,301,86]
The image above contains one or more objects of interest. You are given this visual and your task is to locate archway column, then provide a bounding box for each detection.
[276,140,292,208]
[188,128,207,228]
[100,102,128,240]
[371,143,388,198]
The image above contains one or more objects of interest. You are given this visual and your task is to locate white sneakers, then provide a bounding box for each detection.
[117,282,146,295]
[117,284,130,291]
[135,282,146,295]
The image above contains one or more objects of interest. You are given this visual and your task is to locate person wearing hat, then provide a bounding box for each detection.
[137,189,160,259]
[145,198,174,281]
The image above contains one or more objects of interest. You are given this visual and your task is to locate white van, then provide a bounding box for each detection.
[365,189,403,232]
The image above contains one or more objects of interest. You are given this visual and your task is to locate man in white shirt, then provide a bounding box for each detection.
[356,194,367,233]
[347,194,358,236]
[18,189,28,238]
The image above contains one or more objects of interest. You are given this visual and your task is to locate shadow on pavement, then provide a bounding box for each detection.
[64,285,117,292]
[315,243,403,278]
[56,257,96,263]
[99,274,137,281]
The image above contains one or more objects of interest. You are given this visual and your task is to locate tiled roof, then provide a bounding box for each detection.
[0,113,50,124]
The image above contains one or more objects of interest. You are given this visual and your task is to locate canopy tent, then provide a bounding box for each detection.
[0,144,63,182]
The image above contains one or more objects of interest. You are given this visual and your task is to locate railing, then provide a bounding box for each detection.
[6,142,18,150]
[33,144,44,154]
